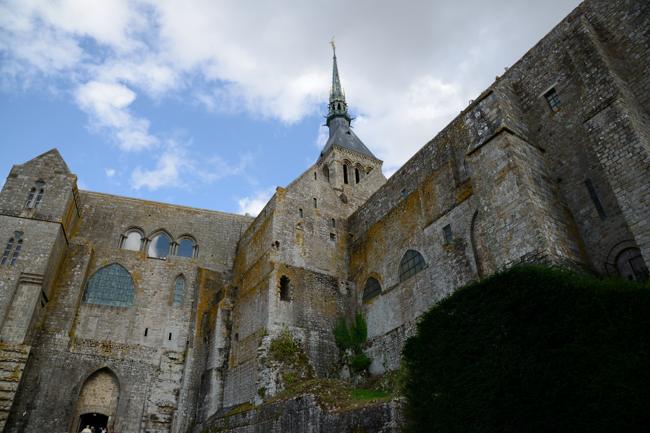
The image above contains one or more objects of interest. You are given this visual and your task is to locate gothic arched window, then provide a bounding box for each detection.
[148,232,172,258]
[176,237,196,258]
[173,275,185,306]
[362,277,382,302]
[25,180,45,209]
[120,229,143,251]
[1,232,23,266]
[83,263,135,307]
[399,249,426,282]
[616,247,649,282]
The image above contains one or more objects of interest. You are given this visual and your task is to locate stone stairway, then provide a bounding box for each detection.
[0,343,30,432]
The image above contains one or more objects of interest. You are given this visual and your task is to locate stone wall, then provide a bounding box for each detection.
[193,395,403,433]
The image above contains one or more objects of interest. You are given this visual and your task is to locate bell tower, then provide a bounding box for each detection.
[318,41,385,203]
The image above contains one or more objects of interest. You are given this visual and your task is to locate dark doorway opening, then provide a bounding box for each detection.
[78,413,108,432]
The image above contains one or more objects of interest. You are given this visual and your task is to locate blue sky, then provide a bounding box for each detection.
[0,0,580,215]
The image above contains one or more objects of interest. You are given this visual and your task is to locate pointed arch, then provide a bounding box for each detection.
[120,227,144,251]
[147,229,173,258]
[362,277,382,302]
[83,263,134,307]
[74,367,120,433]
[176,234,197,258]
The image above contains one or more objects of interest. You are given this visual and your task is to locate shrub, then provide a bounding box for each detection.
[402,265,650,433]
[334,313,371,373]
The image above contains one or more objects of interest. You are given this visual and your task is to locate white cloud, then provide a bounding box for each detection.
[105,168,116,177]
[130,141,254,191]
[131,143,187,190]
[1,0,582,182]
[237,189,274,216]
[75,81,157,151]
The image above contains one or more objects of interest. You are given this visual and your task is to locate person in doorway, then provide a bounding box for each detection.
[81,426,92,433]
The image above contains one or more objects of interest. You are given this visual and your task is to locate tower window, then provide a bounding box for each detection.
[299,208,303,218]
[313,198,318,208]
[355,168,360,184]
[343,164,349,184]
[330,233,336,241]
[279,275,291,301]
[442,224,453,244]
[144,328,148,337]
[331,218,336,228]
[25,180,45,209]
[314,172,317,180]
[1,231,23,266]
[168,332,172,341]
[544,87,561,112]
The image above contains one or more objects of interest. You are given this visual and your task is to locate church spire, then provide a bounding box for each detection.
[327,39,351,127]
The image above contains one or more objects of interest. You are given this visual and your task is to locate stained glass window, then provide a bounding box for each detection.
[177,238,194,258]
[399,250,425,282]
[83,264,135,307]
[148,233,171,258]
[363,277,382,302]
[174,275,185,306]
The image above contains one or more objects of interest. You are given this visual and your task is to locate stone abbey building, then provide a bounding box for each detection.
[1,0,649,432]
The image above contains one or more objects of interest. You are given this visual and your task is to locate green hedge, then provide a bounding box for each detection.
[402,265,650,433]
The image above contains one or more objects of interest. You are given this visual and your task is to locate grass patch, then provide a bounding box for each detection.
[268,378,393,411]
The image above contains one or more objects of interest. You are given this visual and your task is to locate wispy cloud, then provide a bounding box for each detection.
[1,0,581,187]
[75,81,157,151]
[130,141,254,191]
[105,168,116,178]
[237,188,274,216]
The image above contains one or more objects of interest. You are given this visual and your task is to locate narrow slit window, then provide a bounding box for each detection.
[279,275,291,301]
[355,168,360,184]
[443,224,453,243]
[25,188,36,208]
[314,172,317,180]
[331,218,336,228]
[544,88,561,112]
[144,328,148,337]
[313,198,317,208]
[343,164,349,184]
[168,332,172,341]
[585,179,607,219]
[299,208,303,218]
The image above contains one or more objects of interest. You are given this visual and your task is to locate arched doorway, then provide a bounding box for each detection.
[78,413,108,432]
[615,247,649,282]
[72,368,119,433]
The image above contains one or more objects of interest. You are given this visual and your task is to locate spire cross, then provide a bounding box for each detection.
[330,37,336,57]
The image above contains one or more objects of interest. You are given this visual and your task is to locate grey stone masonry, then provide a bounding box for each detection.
[1,0,649,432]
